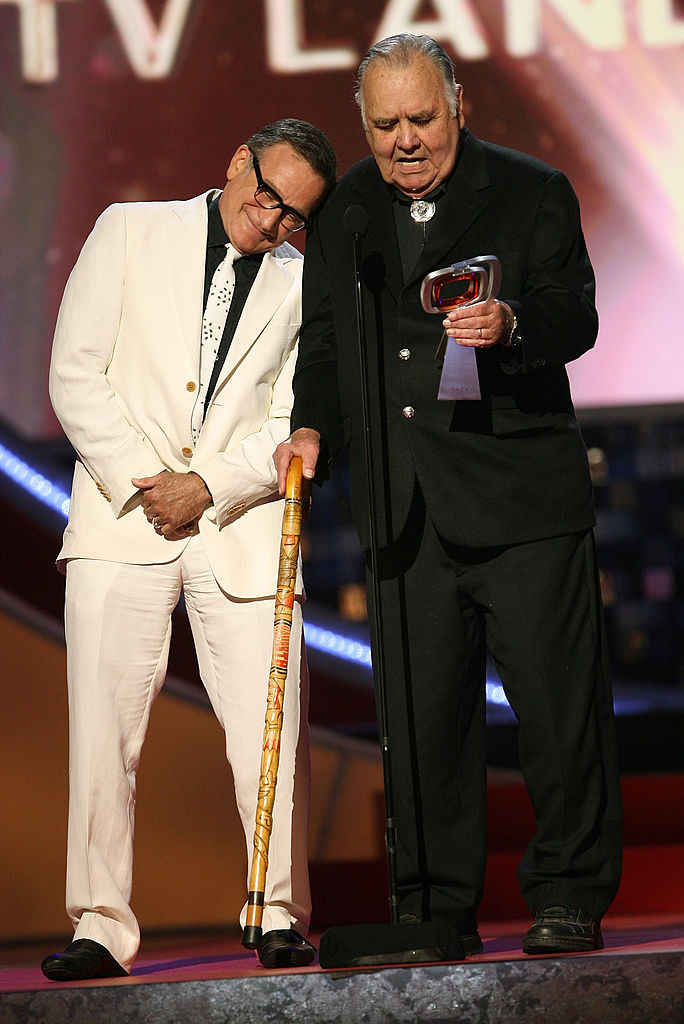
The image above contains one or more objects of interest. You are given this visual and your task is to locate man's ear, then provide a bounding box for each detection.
[456,84,466,129]
[225,144,251,182]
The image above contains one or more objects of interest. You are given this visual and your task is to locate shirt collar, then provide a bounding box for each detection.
[206,192,266,268]
[207,193,229,249]
[391,180,448,207]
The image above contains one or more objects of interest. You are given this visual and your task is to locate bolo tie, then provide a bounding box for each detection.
[410,198,436,237]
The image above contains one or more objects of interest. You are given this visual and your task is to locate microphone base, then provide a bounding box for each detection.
[318,922,465,968]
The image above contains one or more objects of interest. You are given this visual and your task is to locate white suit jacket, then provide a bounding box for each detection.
[49,191,304,599]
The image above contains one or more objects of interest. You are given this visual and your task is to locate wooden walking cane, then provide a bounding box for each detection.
[242,455,309,950]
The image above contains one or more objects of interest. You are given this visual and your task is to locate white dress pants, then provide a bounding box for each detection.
[63,534,311,971]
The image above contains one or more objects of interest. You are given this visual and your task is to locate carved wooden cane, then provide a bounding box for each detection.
[242,455,309,950]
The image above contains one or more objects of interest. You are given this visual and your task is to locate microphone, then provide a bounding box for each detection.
[343,204,369,238]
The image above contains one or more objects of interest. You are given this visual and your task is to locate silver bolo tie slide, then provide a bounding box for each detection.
[410,199,436,222]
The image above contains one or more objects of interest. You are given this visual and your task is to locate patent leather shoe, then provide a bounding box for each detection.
[41,939,128,981]
[523,905,604,954]
[257,928,316,968]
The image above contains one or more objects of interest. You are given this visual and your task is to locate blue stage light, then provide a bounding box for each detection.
[0,439,512,713]
[485,682,510,707]
[303,622,373,667]
[0,443,71,518]
[303,619,511,713]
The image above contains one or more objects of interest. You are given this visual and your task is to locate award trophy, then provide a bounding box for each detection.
[420,254,501,313]
[420,255,502,401]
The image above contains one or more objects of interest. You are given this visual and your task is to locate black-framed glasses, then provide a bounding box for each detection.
[250,150,308,232]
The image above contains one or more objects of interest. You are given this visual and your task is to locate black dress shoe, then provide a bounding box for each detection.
[522,905,604,954]
[257,928,316,968]
[41,939,128,981]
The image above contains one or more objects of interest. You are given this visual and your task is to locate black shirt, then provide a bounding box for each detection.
[203,194,264,412]
[392,182,447,282]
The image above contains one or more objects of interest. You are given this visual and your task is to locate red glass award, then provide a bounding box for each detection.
[420,255,501,313]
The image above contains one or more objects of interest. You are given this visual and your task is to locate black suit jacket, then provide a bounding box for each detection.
[292,129,598,550]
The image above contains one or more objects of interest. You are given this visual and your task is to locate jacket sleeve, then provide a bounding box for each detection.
[194,338,299,525]
[503,170,598,375]
[48,204,166,516]
[290,213,345,478]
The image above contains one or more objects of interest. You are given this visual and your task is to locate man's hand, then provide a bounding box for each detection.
[274,428,320,496]
[131,470,213,538]
[442,299,514,348]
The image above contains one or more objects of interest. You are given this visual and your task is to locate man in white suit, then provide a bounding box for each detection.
[41,119,337,980]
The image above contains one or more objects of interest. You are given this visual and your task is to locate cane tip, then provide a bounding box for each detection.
[242,925,263,949]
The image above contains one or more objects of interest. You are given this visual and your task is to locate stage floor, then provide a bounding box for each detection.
[3,915,684,1024]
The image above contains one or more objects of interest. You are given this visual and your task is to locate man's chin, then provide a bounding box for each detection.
[395,181,435,198]
[234,217,278,255]
[233,235,271,256]
[392,168,437,198]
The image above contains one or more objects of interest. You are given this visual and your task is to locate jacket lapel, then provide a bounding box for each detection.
[350,133,492,298]
[165,191,215,369]
[410,130,492,287]
[208,250,293,399]
[352,159,403,304]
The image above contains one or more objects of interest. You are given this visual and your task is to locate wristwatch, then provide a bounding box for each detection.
[505,310,521,348]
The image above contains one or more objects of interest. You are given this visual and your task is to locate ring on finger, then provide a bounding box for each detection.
[477,327,482,339]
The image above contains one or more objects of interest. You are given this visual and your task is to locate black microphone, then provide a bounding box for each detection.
[343,204,369,237]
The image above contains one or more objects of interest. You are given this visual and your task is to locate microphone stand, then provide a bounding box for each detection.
[318,206,465,968]
[346,204,399,923]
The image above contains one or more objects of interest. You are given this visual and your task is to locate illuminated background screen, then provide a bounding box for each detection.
[1,0,683,442]
[2,5,684,950]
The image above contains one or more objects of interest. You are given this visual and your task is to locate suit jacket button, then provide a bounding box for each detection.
[398,348,411,360]
[182,447,193,458]
[402,406,415,418]
[186,381,197,392]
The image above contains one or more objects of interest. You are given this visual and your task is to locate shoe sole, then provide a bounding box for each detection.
[461,934,484,956]
[41,966,82,982]
[259,950,316,968]
[41,964,128,981]
[522,937,604,955]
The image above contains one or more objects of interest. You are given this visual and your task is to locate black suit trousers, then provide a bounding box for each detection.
[366,487,622,927]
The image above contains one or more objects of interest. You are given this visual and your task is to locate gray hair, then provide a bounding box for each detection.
[247,119,338,198]
[355,34,460,129]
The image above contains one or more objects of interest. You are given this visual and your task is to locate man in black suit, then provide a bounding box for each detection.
[275,34,622,955]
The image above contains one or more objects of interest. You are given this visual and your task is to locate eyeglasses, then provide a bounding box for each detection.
[250,150,308,233]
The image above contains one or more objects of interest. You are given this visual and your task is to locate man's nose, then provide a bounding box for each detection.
[259,206,283,236]
[396,120,420,150]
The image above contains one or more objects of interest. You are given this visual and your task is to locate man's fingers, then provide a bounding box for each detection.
[442,298,508,347]
[301,453,318,480]
[275,447,294,495]
[274,429,321,495]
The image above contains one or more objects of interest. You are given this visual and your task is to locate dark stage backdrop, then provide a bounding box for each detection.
[1,0,683,439]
